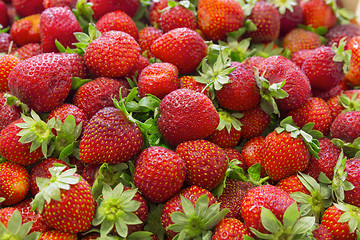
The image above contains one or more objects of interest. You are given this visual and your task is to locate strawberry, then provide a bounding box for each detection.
[31,165,95,233]
[312,224,333,240]
[0,32,14,53]
[150,27,207,74]
[344,158,360,208]
[125,54,150,80]
[245,1,280,43]
[10,14,40,46]
[345,36,360,86]
[38,230,77,239]
[81,163,100,187]
[59,52,88,79]
[73,77,130,119]
[301,0,337,29]
[241,136,266,175]
[325,23,360,47]
[95,10,139,40]
[0,161,29,206]
[149,0,169,27]
[43,0,77,8]
[40,7,82,53]
[242,56,265,70]
[197,0,245,41]
[223,147,246,170]
[179,75,210,97]
[8,53,72,113]
[216,179,254,219]
[133,146,186,203]
[290,49,315,67]
[287,97,332,135]
[0,54,19,92]
[79,107,143,164]
[212,218,251,240]
[159,3,197,33]
[157,88,219,147]
[327,89,360,120]
[276,175,310,195]
[138,62,179,99]
[330,111,360,143]
[138,26,163,59]
[12,0,44,17]
[276,0,304,35]
[90,0,140,20]
[0,92,21,131]
[11,43,43,60]
[0,0,9,28]
[240,106,270,139]
[312,78,350,101]
[84,30,140,78]
[283,28,322,54]
[0,207,16,226]
[176,139,228,190]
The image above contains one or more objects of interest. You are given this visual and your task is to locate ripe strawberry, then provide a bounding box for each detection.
[179,75,210,97]
[242,56,265,70]
[276,175,310,195]
[81,163,100,187]
[73,77,130,119]
[95,10,139,40]
[151,27,207,74]
[290,49,315,67]
[149,0,169,27]
[0,92,21,131]
[223,147,246,170]
[312,78,350,101]
[283,28,322,54]
[133,146,186,203]
[241,185,295,234]
[330,111,360,143]
[90,0,140,20]
[240,106,270,139]
[277,0,304,35]
[216,62,260,112]
[10,14,40,46]
[84,30,140,78]
[312,224,333,240]
[125,54,150,80]
[241,136,266,175]
[59,52,88,79]
[12,0,44,17]
[11,43,43,60]
[345,36,360,86]
[344,158,360,208]
[159,4,197,33]
[327,90,360,120]
[0,54,20,92]
[0,161,29,206]
[32,165,95,233]
[0,32,14,53]
[0,207,16,226]
[40,7,82,53]
[287,97,332,135]
[39,230,78,240]
[138,26,163,59]
[325,23,360,47]
[0,0,9,27]
[197,0,245,41]
[301,0,337,29]
[138,62,179,99]
[176,139,228,190]
[216,179,254,219]
[79,107,143,164]
[43,0,77,8]
[212,218,251,240]
[245,1,280,43]
[157,88,219,147]
[8,53,72,113]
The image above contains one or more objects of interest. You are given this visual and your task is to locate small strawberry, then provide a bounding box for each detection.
[301,0,337,29]
[212,218,251,240]
[283,28,322,54]
[151,27,207,74]
[223,147,246,170]
[0,161,29,206]
[240,106,270,139]
[0,54,19,92]
[0,92,21,131]
[81,163,100,187]
[10,14,40,46]
[241,136,266,175]
[90,0,140,20]
[12,0,44,17]
[330,111,360,143]
[11,43,43,60]
[38,230,77,239]
[138,26,163,59]
[159,2,197,33]
[149,0,169,27]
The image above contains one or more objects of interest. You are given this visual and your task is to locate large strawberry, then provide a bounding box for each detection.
[301,0,337,29]
[151,27,207,74]
[10,14,40,46]
[330,111,360,143]
[197,0,245,41]
[157,88,219,147]
[133,146,186,203]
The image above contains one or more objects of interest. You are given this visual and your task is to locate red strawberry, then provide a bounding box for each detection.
[330,111,360,143]
[79,106,143,164]
[197,0,245,41]
[149,0,169,27]
[12,0,44,17]
[0,92,21,131]
[325,23,360,47]
[73,77,130,119]
[0,0,9,27]
[276,175,310,195]
[242,56,265,70]
[0,32,14,53]
[159,4,197,33]
[11,43,43,60]
[138,62,179,99]
[0,161,29,206]
[301,0,337,29]
[84,30,140,78]
[0,54,19,92]
[240,106,270,139]
[344,158,360,208]
[327,89,360,120]
[312,78,350,101]
[241,136,266,175]
[345,36,360,86]
[10,14,40,46]
[81,164,100,187]
[125,54,150,80]
[133,146,186,203]
[43,0,77,8]
[223,147,246,170]
[39,230,78,240]
[245,1,280,43]
[179,75,210,97]
[212,218,251,240]
[40,7,82,53]
[59,52,88,79]
[312,224,333,240]
[276,0,304,35]
[138,26,163,59]
[290,49,315,67]
[176,139,228,190]
[95,10,139,40]
[283,28,322,54]
[8,53,72,113]
[0,207,16,226]
[151,27,207,74]
[90,0,140,19]
[157,88,219,147]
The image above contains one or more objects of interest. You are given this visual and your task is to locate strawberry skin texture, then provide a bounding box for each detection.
[212,218,251,240]
[301,0,337,29]
[207,127,241,148]
[179,75,210,97]
[330,111,360,143]
[157,89,220,147]
[327,89,360,120]
[279,0,304,35]
[0,207,17,226]
[176,140,228,190]
[321,205,357,240]
[79,107,143,165]
[10,14,41,46]
[0,119,43,166]
[345,36,360,86]
[39,230,78,240]
[138,26,163,59]
[0,161,29,206]
[11,43,43,60]
[0,92,21,131]
[12,0,44,17]
[90,0,140,19]
[160,5,197,33]
[344,158,360,208]
[149,0,168,27]
[240,106,270,139]
[197,0,245,41]
[40,7,82,53]
[262,131,310,181]
[312,224,333,240]
[133,146,186,203]
[241,185,295,234]
[8,53,72,113]
[325,24,360,47]
[223,148,246,170]
[0,0,9,27]
[0,54,20,92]
[241,136,266,176]
[283,28,322,54]
[276,175,310,195]
[84,30,140,78]
[151,27,207,75]
[0,33,13,53]
[59,52,88,79]
[43,0,77,8]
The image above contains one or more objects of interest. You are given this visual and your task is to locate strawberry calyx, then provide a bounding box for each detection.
[331,137,360,158]
[72,0,95,33]
[0,26,9,33]
[250,202,316,239]
[270,0,298,15]
[161,0,195,12]
[0,209,40,240]
[167,194,229,240]
[332,37,352,74]
[255,67,289,116]
[15,110,56,158]
[225,38,255,62]
[297,24,328,44]
[290,172,332,223]
[71,23,101,56]
[3,92,29,113]
[216,110,243,133]
[71,77,93,90]
[339,91,360,113]
[31,165,81,213]
[334,202,360,236]
[324,0,356,24]
[92,183,143,238]
[251,42,286,58]
[318,151,355,203]
[275,116,323,158]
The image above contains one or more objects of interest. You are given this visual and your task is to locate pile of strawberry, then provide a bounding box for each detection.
[1,0,360,239]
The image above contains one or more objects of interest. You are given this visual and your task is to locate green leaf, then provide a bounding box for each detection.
[283,203,301,229]
[171,212,188,225]
[260,207,283,233]
[293,216,316,234]
[122,212,143,225]
[7,210,22,234]
[180,195,195,216]
[101,218,115,237]
[195,194,209,219]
